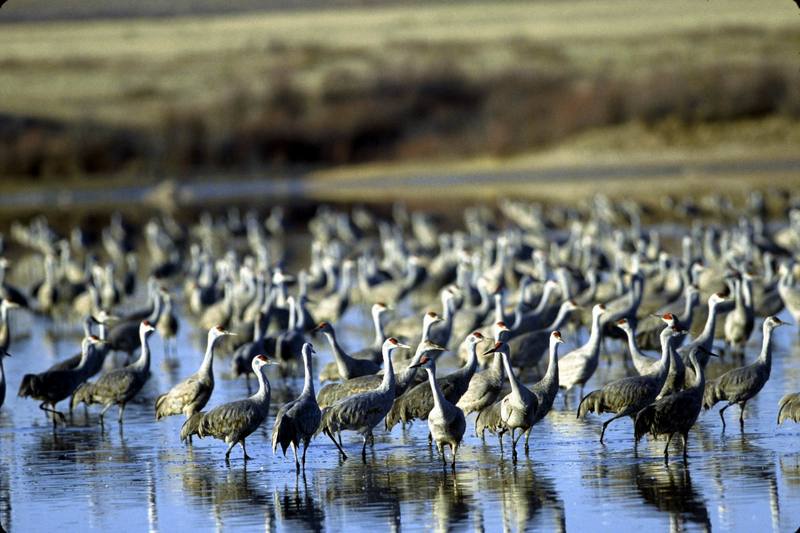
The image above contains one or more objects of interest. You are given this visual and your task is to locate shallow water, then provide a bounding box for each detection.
[1,303,800,533]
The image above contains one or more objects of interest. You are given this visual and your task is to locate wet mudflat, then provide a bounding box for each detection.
[1,304,800,532]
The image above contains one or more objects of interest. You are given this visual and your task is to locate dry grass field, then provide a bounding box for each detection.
[0,0,798,181]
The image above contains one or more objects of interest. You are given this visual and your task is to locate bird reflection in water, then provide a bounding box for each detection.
[179,459,274,529]
[497,459,565,533]
[635,462,711,533]
[273,472,325,532]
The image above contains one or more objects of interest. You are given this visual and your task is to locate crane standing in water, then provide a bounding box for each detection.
[273,343,322,472]
[635,346,717,463]
[154,325,234,426]
[703,316,786,431]
[408,354,466,470]
[71,321,157,425]
[317,338,410,462]
[181,354,279,462]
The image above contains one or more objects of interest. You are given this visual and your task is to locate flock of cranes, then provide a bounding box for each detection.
[2,190,800,472]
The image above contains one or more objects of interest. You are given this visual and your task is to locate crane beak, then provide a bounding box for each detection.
[223,331,236,336]
[696,346,720,358]
[428,342,447,351]
[397,343,411,350]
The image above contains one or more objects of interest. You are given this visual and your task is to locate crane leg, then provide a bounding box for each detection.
[369,433,375,448]
[361,436,368,463]
[302,439,310,469]
[224,441,236,462]
[240,440,253,461]
[739,402,747,432]
[39,402,65,424]
[511,429,521,462]
[451,443,458,471]
[292,442,300,473]
[719,402,733,431]
[600,412,629,444]
[324,428,348,460]
[524,429,532,454]
[99,403,114,426]
[437,443,446,467]
[118,404,125,424]
[681,431,689,462]
[428,432,433,447]
[663,433,674,464]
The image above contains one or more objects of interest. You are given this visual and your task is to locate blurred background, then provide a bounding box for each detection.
[0,0,798,206]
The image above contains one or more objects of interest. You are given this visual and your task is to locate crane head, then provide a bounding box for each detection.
[483,341,505,356]
[551,331,565,344]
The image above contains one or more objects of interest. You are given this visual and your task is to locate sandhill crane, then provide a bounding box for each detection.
[634,285,699,350]
[723,273,755,355]
[316,340,445,409]
[634,346,717,463]
[458,322,511,422]
[616,318,659,375]
[507,300,578,369]
[777,263,800,332]
[154,325,234,423]
[107,290,163,357]
[181,354,279,462]
[317,338,410,462]
[703,316,786,431]
[526,331,566,450]
[273,343,321,471]
[482,341,539,460]
[156,292,180,360]
[18,336,101,425]
[407,354,466,470]
[46,311,116,377]
[317,303,396,381]
[71,321,157,424]
[577,326,679,443]
[314,321,381,382]
[0,299,20,357]
[558,304,606,398]
[384,332,483,432]
[777,393,800,425]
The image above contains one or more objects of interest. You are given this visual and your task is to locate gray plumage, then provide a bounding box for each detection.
[489,341,539,460]
[317,304,389,380]
[558,304,606,395]
[71,321,156,424]
[273,343,321,471]
[155,326,232,421]
[46,312,114,377]
[507,300,578,368]
[634,347,711,463]
[723,274,755,354]
[384,332,483,431]
[181,354,278,461]
[578,326,677,443]
[317,338,410,461]
[316,340,444,409]
[0,299,20,357]
[527,332,565,445]
[19,336,100,423]
[635,285,698,350]
[777,393,800,425]
[412,354,466,469]
[458,322,511,418]
[703,316,784,431]
[315,322,381,382]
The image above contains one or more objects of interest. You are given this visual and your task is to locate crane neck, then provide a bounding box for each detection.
[133,330,152,373]
[679,292,698,324]
[302,350,314,396]
[252,366,271,403]
[532,283,555,316]
[488,351,504,379]
[687,352,704,391]
[757,324,775,366]
[464,340,479,376]
[421,318,436,343]
[500,350,522,400]
[543,339,560,384]
[425,366,445,413]
[655,333,672,378]
[378,347,396,394]
[585,310,604,356]
[698,301,720,349]
[371,309,385,348]
[199,333,220,378]
[323,330,350,366]
[544,302,572,332]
